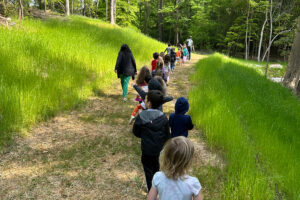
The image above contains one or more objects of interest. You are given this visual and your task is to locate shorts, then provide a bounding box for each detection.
[176,57,180,61]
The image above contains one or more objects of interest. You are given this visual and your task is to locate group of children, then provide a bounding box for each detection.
[128,47,203,200]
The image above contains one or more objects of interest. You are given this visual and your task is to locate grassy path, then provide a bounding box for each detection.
[0,54,222,199]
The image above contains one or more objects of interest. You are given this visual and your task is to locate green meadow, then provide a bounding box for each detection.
[189,53,300,199]
[0,16,165,145]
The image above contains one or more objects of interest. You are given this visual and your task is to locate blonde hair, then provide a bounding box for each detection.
[160,136,194,180]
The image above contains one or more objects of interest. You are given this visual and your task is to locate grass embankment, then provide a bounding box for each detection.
[0,16,165,145]
[189,53,300,199]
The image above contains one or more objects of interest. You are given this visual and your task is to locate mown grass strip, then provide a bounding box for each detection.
[0,16,165,145]
[189,53,300,200]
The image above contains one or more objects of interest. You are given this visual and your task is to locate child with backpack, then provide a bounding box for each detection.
[147,136,203,200]
[169,97,194,138]
[133,90,171,192]
[183,45,188,63]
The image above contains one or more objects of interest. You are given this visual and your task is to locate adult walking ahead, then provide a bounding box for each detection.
[187,36,194,61]
[115,44,137,101]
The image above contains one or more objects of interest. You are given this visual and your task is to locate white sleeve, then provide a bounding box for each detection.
[152,172,161,190]
[191,177,202,196]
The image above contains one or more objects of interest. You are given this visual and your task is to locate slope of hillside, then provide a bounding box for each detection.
[189,53,300,199]
[0,16,165,145]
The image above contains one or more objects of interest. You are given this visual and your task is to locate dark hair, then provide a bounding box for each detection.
[168,43,171,47]
[160,52,165,58]
[145,74,152,83]
[153,52,159,59]
[136,66,150,85]
[147,90,164,109]
[120,44,132,53]
[164,54,170,63]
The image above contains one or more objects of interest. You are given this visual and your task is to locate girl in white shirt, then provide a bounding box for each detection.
[147,136,203,200]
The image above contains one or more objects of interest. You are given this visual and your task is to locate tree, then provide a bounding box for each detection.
[110,0,115,24]
[66,0,70,15]
[283,17,300,95]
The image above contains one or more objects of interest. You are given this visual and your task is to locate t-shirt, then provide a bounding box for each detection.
[152,171,201,200]
[176,51,181,58]
[187,39,193,47]
[152,59,158,71]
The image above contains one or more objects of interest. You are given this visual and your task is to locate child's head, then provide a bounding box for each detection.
[160,136,195,179]
[136,66,151,85]
[168,43,171,47]
[145,74,152,84]
[146,90,164,109]
[160,52,165,58]
[164,54,170,63]
[175,97,189,114]
[153,52,159,60]
[156,58,164,70]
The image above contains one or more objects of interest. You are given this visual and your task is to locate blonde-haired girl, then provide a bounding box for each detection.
[147,136,203,200]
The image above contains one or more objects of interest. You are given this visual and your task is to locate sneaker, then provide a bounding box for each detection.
[129,116,135,124]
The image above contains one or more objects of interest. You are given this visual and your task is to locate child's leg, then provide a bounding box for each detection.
[131,104,143,117]
[141,153,160,192]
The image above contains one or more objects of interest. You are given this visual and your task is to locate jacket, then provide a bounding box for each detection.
[133,109,170,156]
[169,97,194,137]
[115,51,137,78]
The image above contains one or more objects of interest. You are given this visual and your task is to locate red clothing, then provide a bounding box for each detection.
[176,51,181,58]
[152,60,158,71]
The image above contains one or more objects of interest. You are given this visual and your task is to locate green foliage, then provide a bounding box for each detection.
[190,54,300,199]
[0,16,165,146]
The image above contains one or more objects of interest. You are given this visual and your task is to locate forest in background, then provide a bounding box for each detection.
[1,0,300,61]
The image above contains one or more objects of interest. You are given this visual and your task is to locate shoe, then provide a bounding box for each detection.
[123,98,127,102]
[129,116,135,124]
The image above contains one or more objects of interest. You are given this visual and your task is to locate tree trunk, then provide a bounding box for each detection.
[105,0,108,21]
[258,9,268,61]
[113,0,116,23]
[81,0,85,16]
[265,0,273,76]
[283,17,300,95]
[18,0,23,23]
[66,0,70,16]
[174,0,179,45]
[44,0,46,13]
[110,0,115,24]
[245,1,250,60]
[158,0,163,41]
[144,0,149,34]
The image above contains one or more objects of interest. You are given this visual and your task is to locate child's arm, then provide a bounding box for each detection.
[187,115,194,130]
[132,118,141,138]
[147,187,158,200]
[194,191,203,200]
[133,84,146,101]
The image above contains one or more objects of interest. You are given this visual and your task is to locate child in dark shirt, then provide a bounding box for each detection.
[169,97,194,138]
[133,90,170,192]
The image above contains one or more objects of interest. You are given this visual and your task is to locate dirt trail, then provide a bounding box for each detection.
[0,54,222,199]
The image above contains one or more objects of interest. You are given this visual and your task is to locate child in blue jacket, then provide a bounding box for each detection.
[169,97,194,138]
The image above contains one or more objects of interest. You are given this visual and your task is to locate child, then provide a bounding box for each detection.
[163,54,171,74]
[155,60,168,83]
[170,48,176,71]
[152,52,159,72]
[164,43,172,55]
[133,90,171,192]
[129,68,152,124]
[147,136,203,200]
[169,97,194,138]
[176,48,182,67]
[133,78,173,112]
[183,45,188,63]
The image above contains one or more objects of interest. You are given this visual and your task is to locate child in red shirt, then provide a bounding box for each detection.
[151,52,159,72]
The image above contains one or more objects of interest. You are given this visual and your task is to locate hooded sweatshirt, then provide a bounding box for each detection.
[133,109,170,156]
[169,97,194,137]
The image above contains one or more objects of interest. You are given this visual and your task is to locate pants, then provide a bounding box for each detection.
[141,153,160,192]
[120,75,131,98]
[171,62,175,71]
[187,46,192,60]
[131,104,143,117]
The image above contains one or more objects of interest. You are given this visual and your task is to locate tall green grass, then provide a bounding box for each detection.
[0,16,165,145]
[189,53,300,200]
